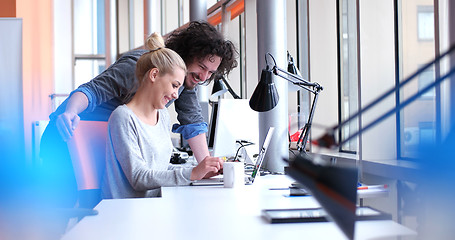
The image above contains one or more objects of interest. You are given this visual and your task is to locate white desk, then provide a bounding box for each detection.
[62,175,416,240]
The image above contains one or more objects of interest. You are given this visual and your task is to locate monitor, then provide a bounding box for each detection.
[211,99,259,159]
[207,102,219,148]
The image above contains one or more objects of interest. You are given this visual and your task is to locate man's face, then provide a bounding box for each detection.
[184,55,222,89]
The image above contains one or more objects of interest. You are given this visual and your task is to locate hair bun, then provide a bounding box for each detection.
[145,32,165,50]
[148,47,162,53]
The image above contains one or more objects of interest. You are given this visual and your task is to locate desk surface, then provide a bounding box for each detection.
[62,175,415,240]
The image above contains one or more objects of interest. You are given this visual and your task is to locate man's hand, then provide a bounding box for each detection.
[190,156,224,180]
[56,111,80,142]
[56,91,89,142]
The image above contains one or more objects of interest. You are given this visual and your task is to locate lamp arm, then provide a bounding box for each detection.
[269,61,323,153]
[296,91,320,152]
[292,82,316,94]
[273,66,322,91]
[221,76,241,99]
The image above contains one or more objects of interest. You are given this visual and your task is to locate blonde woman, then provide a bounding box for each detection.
[102,33,223,199]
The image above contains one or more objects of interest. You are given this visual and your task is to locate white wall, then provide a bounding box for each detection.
[53,0,73,95]
[118,0,130,53]
[309,0,339,139]
[244,0,258,98]
[359,0,396,160]
[0,18,25,160]
[132,0,144,48]
[163,0,180,34]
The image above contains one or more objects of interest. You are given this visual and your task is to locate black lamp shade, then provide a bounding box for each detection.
[249,68,279,112]
[210,77,229,101]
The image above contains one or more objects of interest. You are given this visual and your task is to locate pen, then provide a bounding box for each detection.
[357,184,388,190]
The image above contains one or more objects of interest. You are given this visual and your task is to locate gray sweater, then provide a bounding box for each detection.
[102,105,193,199]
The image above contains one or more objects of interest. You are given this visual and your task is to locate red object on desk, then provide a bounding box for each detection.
[290,130,303,142]
[357,184,388,190]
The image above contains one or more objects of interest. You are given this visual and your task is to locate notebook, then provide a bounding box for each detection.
[191,127,275,186]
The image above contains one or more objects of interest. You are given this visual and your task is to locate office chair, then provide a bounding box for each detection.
[67,120,108,210]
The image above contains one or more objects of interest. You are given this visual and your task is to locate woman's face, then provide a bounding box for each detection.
[150,67,185,109]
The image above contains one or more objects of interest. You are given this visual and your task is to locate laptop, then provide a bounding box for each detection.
[191,127,275,186]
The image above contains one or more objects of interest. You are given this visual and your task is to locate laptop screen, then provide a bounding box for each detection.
[250,127,275,181]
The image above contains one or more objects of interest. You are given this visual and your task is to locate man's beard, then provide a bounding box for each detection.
[184,73,199,90]
[184,79,196,90]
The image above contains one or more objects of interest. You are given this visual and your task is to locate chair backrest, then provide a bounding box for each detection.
[67,120,108,191]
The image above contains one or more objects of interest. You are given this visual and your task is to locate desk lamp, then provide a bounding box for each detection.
[249,52,358,239]
[210,74,241,102]
[249,52,323,154]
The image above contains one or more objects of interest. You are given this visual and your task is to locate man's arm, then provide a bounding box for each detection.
[186,133,210,163]
[56,92,89,142]
[173,88,210,163]
[53,50,144,141]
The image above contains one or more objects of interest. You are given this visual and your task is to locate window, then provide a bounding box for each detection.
[418,67,435,99]
[399,1,437,159]
[73,0,107,88]
[417,6,434,41]
[339,0,359,153]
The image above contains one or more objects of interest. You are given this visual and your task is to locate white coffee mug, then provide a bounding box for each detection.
[223,161,244,188]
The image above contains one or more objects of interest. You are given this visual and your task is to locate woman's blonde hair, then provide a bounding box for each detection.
[135,32,187,85]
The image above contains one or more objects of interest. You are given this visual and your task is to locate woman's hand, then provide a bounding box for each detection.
[190,156,224,180]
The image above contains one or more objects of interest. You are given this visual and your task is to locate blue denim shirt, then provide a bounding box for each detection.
[49,49,207,140]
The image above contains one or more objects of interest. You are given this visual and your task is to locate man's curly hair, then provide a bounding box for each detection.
[165,21,238,79]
